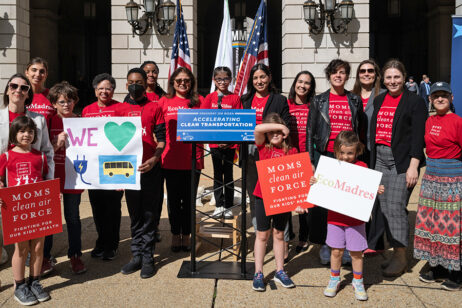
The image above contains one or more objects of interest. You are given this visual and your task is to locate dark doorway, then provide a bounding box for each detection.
[197,0,282,95]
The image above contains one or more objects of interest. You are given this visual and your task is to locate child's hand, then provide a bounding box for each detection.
[309,176,317,185]
[282,126,290,139]
[377,185,385,195]
[56,132,68,149]
[295,206,309,214]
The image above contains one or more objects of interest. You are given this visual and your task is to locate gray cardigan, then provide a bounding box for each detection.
[0,106,54,180]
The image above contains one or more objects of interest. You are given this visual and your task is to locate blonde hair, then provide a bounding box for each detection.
[262,113,292,154]
[333,130,364,159]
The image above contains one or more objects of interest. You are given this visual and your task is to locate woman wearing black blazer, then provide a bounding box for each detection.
[241,64,291,233]
[369,59,427,277]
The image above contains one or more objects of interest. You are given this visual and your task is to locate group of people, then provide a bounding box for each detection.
[0,55,460,305]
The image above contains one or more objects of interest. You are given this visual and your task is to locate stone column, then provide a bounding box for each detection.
[0,0,30,100]
[281,0,369,94]
[111,0,197,102]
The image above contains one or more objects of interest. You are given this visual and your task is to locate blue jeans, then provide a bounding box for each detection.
[44,193,83,258]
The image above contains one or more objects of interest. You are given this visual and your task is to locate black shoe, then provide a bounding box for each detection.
[182,245,191,252]
[154,231,162,243]
[295,243,309,254]
[419,265,449,283]
[140,261,156,279]
[91,247,104,258]
[121,257,142,275]
[171,245,181,253]
[102,249,118,261]
[441,271,462,291]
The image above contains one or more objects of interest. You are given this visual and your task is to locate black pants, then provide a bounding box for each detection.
[163,169,200,236]
[88,189,123,252]
[211,147,235,208]
[298,213,309,242]
[125,164,163,262]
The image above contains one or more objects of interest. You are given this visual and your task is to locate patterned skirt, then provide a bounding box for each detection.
[414,158,462,271]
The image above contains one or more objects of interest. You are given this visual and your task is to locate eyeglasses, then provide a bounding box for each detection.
[56,100,75,106]
[97,87,113,92]
[359,68,375,74]
[174,78,191,85]
[9,83,30,92]
[431,93,451,99]
[215,78,231,84]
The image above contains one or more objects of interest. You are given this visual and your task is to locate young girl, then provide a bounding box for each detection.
[310,131,384,301]
[252,113,297,292]
[0,116,51,305]
[204,67,241,218]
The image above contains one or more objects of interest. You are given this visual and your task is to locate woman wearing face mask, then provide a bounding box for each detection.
[370,59,427,277]
[140,61,166,102]
[25,57,55,122]
[306,59,365,266]
[159,67,205,252]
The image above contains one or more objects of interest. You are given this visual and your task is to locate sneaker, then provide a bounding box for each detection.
[212,206,224,217]
[319,245,330,265]
[140,261,156,279]
[324,277,341,297]
[419,265,449,283]
[91,247,104,258]
[352,278,368,301]
[252,272,265,292]
[14,284,38,306]
[70,256,87,274]
[40,257,54,276]
[441,271,462,291]
[342,250,352,265]
[29,280,50,302]
[102,249,118,261]
[121,256,142,275]
[274,270,295,288]
[223,208,233,219]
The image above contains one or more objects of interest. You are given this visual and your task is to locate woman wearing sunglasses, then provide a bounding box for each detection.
[25,58,55,122]
[159,67,206,252]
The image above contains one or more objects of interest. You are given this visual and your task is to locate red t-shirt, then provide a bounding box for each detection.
[28,89,56,122]
[361,96,369,110]
[251,95,269,125]
[425,113,462,159]
[253,144,298,198]
[159,96,205,170]
[288,99,309,152]
[376,93,401,147]
[49,114,83,194]
[0,149,48,187]
[327,160,367,227]
[118,101,165,162]
[204,92,242,149]
[146,92,160,102]
[327,93,353,152]
[81,100,122,118]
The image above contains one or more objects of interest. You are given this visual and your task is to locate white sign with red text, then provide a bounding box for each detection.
[306,156,382,222]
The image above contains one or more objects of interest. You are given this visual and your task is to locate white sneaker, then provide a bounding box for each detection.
[212,207,224,217]
[342,250,352,265]
[223,208,233,219]
[319,245,330,265]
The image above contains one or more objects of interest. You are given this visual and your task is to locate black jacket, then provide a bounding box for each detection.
[306,89,365,161]
[369,89,428,173]
[242,92,291,126]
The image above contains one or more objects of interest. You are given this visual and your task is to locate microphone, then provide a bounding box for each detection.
[217,92,223,109]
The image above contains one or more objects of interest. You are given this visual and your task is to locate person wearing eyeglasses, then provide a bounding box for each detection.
[81,73,123,261]
[24,58,56,123]
[0,73,55,279]
[140,61,166,102]
[158,67,205,252]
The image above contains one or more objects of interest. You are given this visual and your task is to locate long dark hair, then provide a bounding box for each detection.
[212,66,233,92]
[241,63,277,102]
[9,115,38,146]
[140,60,166,97]
[288,71,316,104]
[352,59,382,98]
[167,67,199,108]
[3,73,34,107]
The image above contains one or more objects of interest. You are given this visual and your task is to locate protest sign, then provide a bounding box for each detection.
[0,179,62,245]
[256,152,314,216]
[306,156,383,222]
[63,117,143,190]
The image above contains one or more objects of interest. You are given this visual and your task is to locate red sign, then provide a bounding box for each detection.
[256,152,314,216]
[0,179,62,245]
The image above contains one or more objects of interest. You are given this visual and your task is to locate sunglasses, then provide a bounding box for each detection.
[174,78,191,85]
[9,83,30,92]
[359,68,375,74]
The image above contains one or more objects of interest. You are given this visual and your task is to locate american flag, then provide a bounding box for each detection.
[233,0,269,97]
[168,0,192,79]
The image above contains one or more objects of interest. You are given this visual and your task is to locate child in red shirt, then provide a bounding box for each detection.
[0,116,51,305]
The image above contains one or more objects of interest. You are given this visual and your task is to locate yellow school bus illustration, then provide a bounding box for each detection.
[103,161,134,178]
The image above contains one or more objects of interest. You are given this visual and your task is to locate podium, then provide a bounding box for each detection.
[176,109,255,280]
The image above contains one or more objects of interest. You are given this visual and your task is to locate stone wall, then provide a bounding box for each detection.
[457,0,462,14]
[0,0,30,102]
[111,0,197,102]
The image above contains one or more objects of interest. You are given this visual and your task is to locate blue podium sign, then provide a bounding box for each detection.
[176,109,256,142]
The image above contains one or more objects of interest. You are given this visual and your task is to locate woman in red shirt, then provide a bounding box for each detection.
[414,82,462,290]
[24,58,55,122]
[82,73,123,261]
[140,61,166,102]
[159,67,205,252]
[287,71,316,254]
